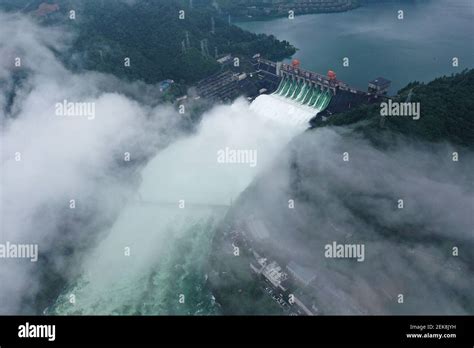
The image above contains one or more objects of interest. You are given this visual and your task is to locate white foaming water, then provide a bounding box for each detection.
[50,98,307,315]
[250,94,317,127]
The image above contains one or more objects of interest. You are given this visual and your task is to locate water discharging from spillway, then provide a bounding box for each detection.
[49,94,325,315]
[250,77,332,126]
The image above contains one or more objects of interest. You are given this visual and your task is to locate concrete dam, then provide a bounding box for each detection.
[250,73,333,126]
[195,56,390,126]
[249,57,390,126]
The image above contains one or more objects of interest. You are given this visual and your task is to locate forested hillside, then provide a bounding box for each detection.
[312,69,474,148]
[0,0,295,84]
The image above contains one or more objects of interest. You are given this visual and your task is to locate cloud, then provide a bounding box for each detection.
[45,96,306,314]
[224,127,474,314]
[0,11,181,314]
[0,10,302,315]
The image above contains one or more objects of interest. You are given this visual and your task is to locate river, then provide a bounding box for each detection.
[238,0,474,93]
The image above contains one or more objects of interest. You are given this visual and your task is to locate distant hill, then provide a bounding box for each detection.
[312,69,474,148]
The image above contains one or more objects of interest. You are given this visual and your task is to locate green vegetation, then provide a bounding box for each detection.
[313,69,474,148]
[1,0,295,86]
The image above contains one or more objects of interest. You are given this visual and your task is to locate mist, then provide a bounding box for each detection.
[0,11,182,314]
[0,11,306,314]
[47,99,306,314]
[221,127,474,314]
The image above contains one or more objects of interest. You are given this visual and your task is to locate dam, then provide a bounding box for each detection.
[250,57,390,123]
[197,55,390,126]
[250,63,334,126]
